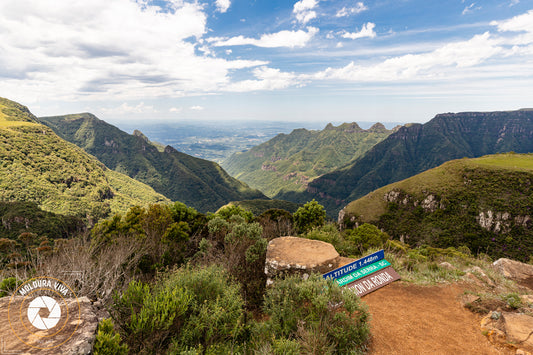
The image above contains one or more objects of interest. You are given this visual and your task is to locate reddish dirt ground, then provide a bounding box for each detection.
[362,281,511,355]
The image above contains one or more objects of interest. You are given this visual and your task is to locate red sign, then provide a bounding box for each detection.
[344,266,400,297]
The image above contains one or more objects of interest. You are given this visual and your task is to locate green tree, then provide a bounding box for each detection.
[293,199,326,233]
[345,223,390,252]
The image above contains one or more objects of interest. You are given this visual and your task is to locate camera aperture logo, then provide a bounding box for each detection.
[8,277,81,350]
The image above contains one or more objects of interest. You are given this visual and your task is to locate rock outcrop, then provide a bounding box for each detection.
[265,236,342,285]
[481,311,533,353]
[493,258,533,290]
[0,296,107,354]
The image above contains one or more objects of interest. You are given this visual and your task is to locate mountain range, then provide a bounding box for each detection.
[277,109,533,215]
[40,113,266,213]
[0,97,169,223]
[222,122,394,197]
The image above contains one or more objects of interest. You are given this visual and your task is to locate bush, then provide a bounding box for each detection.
[258,274,370,354]
[344,223,390,252]
[501,293,522,309]
[0,277,18,297]
[112,265,246,354]
[112,280,191,353]
[93,318,129,355]
[293,200,326,234]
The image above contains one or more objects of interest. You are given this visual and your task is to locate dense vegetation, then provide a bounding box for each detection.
[341,154,533,262]
[218,199,302,215]
[40,113,266,213]
[222,122,393,197]
[0,98,168,223]
[287,110,533,215]
[1,200,378,354]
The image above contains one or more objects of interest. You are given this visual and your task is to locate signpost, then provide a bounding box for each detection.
[323,249,385,281]
[345,267,401,297]
[335,259,390,287]
[323,249,400,297]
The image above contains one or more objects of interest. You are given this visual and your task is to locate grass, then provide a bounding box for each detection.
[344,154,533,223]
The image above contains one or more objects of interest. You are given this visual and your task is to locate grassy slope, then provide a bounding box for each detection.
[222,123,393,197]
[40,113,266,213]
[0,98,168,220]
[342,154,533,261]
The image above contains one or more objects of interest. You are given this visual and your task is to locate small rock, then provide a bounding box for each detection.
[460,293,480,307]
[439,262,455,270]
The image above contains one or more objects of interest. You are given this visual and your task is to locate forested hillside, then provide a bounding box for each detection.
[40,113,266,212]
[341,154,533,261]
[222,122,393,197]
[0,98,168,222]
[283,110,533,215]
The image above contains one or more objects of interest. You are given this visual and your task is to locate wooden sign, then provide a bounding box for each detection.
[323,249,384,281]
[335,259,390,287]
[345,266,401,297]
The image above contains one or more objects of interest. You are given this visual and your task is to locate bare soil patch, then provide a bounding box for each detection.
[363,282,511,355]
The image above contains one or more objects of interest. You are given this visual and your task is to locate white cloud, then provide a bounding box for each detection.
[225,66,301,92]
[336,2,368,17]
[169,107,182,113]
[102,102,158,115]
[190,105,204,110]
[462,3,481,15]
[312,32,502,81]
[210,27,319,48]
[0,0,267,103]
[215,0,230,13]
[293,0,319,24]
[342,22,376,39]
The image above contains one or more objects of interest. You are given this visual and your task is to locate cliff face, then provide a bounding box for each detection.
[300,110,533,215]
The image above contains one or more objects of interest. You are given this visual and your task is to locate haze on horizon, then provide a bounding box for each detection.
[1,0,532,125]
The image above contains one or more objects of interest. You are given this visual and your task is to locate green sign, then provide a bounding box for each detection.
[335,259,391,287]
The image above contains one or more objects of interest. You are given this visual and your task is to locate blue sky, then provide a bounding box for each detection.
[0,0,532,124]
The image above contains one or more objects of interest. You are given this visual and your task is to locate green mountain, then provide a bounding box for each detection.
[0,98,169,222]
[340,153,533,261]
[285,110,533,215]
[40,113,266,213]
[222,122,394,197]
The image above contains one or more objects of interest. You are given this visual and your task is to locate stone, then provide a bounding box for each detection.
[439,262,455,270]
[502,312,533,352]
[460,293,480,307]
[265,236,340,285]
[0,295,108,354]
[481,311,533,353]
[493,258,533,290]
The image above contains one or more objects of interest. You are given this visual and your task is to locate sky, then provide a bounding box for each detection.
[1,0,532,124]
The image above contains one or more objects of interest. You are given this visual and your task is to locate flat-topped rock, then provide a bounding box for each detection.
[265,236,340,285]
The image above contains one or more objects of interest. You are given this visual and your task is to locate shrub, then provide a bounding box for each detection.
[0,277,18,297]
[93,318,129,355]
[259,274,370,354]
[293,200,326,233]
[344,223,390,252]
[112,265,246,354]
[501,293,522,309]
[112,280,191,353]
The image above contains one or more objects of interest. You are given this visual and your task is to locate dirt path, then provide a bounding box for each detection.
[363,282,511,355]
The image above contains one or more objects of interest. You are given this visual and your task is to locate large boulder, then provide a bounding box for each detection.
[265,236,342,285]
[0,295,107,354]
[493,258,533,290]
